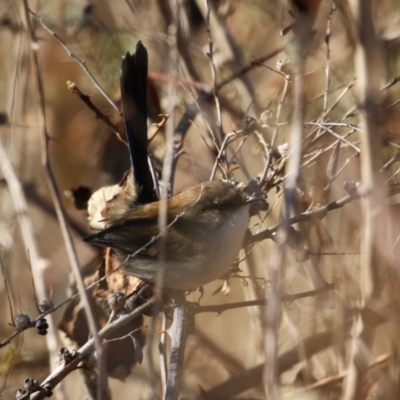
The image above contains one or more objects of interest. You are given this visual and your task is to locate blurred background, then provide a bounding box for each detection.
[1,0,400,399]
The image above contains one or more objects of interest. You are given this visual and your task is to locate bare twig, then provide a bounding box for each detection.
[205,0,224,144]
[386,98,400,109]
[381,75,400,91]
[307,122,360,153]
[149,114,169,144]
[209,130,238,180]
[165,295,193,400]
[260,66,291,184]
[66,81,127,145]
[152,2,181,397]
[250,189,363,245]
[194,284,335,314]
[323,2,335,113]
[309,78,357,141]
[160,313,168,397]
[28,9,120,114]
[264,53,306,399]
[23,3,108,398]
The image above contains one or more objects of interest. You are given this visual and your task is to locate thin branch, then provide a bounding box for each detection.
[66,81,127,145]
[216,46,285,92]
[28,9,120,114]
[381,75,400,91]
[23,4,108,398]
[321,77,357,120]
[205,0,224,144]
[155,1,181,397]
[148,114,169,144]
[209,130,238,180]
[250,190,363,245]
[307,122,360,153]
[264,52,306,399]
[164,295,193,400]
[194,284,335,314]
[323,2,335,113]
[260,66,291,184]
[159,313,168,397]
[386,98,400,109]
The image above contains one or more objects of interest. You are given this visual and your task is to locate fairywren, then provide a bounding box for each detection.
[85,180,252,291]
[85,42,258,291]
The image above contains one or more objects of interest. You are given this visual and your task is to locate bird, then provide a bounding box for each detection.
[85,41,263,292]
[85,180,253,291]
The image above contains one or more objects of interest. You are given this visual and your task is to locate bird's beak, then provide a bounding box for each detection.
[245,195,269,215]
[244,195,261,204]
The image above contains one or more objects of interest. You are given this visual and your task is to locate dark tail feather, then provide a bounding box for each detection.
[121,41,157,204]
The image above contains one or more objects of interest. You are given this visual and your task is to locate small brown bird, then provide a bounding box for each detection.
[85,42,261,291]
[85,180,253,291]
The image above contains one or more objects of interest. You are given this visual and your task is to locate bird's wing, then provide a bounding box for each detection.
[84,214,208,260]
[84,216,158,251]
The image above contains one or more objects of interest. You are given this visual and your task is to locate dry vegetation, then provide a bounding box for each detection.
[1,0,400,399]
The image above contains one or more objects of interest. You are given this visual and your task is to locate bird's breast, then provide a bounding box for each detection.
[181,204,251,289]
